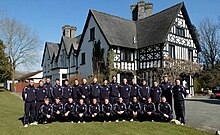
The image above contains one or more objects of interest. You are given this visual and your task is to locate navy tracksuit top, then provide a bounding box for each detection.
[35,85,47,102]
[109,81,120,97]
[62,85,72,99]
[119,83,130,99]
[90,82,101,98]
[22,85,36,102]
[100,85,110,99]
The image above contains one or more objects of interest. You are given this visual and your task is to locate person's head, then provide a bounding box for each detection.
[79,98,84,105]
[131,78,135,84]
[147,97,152,103]
[132,96,137,103]
[92,98,97,104]
[112,75,117,82]
[103,79,108,85]
[104,98,109,104]
[55,97,60,104]
[175,78,181,85]
[82,78,87,84]
[56,79,60,85]
[118,97,123,103]
[161,96,166,103]
[74,79,79,85]
[93,77,97,83]
[39,80,44,87]
[68,97,73,103]
[163,76,168,82]
[46,78,51,84]
[29,79,34,86]
[123,78,127,84]
[44,98,50,105]
[64,79,69,86]
[142,80,147,85]
[153,80,158,87]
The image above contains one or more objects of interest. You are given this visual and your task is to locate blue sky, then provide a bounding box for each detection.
[0,0,219,71]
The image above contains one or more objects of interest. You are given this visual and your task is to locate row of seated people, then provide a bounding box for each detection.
[38,96,173,124]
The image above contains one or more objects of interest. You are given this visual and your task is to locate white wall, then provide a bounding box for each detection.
[78,15,109,77]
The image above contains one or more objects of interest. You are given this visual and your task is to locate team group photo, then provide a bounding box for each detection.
[22,75,186,127]
[0,0,220,134]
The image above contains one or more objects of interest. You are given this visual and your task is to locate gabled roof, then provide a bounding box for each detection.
[41,42,59,66]
[78,2,200,51]
[62,35,81,55]
[136,2,182,48]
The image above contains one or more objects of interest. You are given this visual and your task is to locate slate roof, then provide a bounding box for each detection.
[84,2,200,50]
[136,3,182,48]
[46,42,59,59]
[91,10,137,49]
[62,35,81,55]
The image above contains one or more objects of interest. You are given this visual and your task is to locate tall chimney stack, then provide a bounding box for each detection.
[62,25,77,38]
[145,2,153,17]
[131,1,153,21]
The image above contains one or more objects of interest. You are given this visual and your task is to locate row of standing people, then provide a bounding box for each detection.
[22,76,186,127]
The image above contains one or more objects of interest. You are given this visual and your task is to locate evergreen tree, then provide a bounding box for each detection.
[0,40,12,82]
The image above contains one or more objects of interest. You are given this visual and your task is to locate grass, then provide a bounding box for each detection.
[0,89,211,135]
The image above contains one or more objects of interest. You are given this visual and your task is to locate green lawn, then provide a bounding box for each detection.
[0,89,211,135]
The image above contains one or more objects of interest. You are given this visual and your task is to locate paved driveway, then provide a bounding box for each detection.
[185,96,220,133]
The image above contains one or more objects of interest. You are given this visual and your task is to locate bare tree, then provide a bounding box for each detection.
[199,18,220,69]
[0,17,40,91]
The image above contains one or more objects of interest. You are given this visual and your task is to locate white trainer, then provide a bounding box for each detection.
[115,120,119,122]
[24,124,28,127]
[30,121,38,125]
[78,121,81,123]
[122,120,125,122]
[130,119,134,122]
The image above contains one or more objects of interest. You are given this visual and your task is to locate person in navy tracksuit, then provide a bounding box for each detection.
[161,76,173,107]
[35,80,47,122]
[138,80,150,105]
[100,79,110,105]
[62,79,72,104]
[150,80,162,109]
[130,78,139,101]
[88,98,101,122]
[128,96,142,121]
[119,78,131,106]
[143,97,157,122]
[113,97,128,122]
[158,96,173,122]
[172,78,186,125]
[90,77,101,103]
[52,97,64,122]
[101,98,113,122]
[39,98,53,124]
[72,79,80,102]
[53,79,62,102]
[78,78,90,105]
[109,76,120,105]
[75,98,88,123]
[64,97,77,123]
[44,78,53,104]
[22,79,37,127]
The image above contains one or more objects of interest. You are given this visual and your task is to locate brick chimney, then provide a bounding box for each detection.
[62,25,77,38]
[131,1,153,21]
[146,2,153,17]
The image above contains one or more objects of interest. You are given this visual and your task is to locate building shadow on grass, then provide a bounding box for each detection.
[186,98,220,105]
[18,117,24,124]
